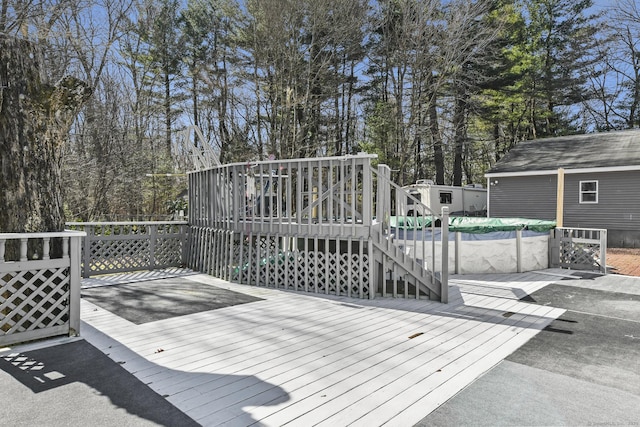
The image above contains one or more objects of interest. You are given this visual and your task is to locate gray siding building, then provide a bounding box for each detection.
[486,129,640,247]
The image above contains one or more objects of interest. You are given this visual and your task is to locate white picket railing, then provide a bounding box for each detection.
[0,230,84,346]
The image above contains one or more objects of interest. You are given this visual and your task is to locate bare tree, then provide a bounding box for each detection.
[599,0,640,129]
[243,0,368,159]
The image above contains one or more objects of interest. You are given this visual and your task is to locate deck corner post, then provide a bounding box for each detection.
[69,234,82,336]
[83,225,92,278]
[600,229,607,274]
[549,228,559,268]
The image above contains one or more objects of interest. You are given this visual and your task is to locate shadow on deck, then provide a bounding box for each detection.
[73,268,568,426]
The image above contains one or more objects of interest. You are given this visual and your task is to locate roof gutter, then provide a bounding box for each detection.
[485,164,640,178]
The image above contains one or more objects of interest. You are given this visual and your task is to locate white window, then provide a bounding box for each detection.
[580,180,598,204]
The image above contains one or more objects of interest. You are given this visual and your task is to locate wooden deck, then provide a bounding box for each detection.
[80,270,567,426]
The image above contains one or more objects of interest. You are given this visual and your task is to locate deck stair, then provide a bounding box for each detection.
[368,165,448,301]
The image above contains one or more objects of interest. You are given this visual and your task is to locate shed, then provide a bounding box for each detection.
[485,129,640,247]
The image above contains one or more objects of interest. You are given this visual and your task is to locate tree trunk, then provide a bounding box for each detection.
[452,89,468,187]
[0,35,91,234]
[429,99,445,185]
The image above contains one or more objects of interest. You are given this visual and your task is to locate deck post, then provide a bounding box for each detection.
[516,228,523,273]
[362,160,372,227]
[549,228,559,268]
[377,164,391,235]
[455,232,461,274]
[440,207,449,304]
[149,224,157,270]
[69,234,82,336]
[83,225,92,278]
[232,168,240,229]
[181,223,188,265]
[600,229,607,274]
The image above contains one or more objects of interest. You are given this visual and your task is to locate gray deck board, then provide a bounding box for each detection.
[80,270,566,426]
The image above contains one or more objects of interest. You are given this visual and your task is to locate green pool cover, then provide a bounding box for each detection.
[390,216,556,233]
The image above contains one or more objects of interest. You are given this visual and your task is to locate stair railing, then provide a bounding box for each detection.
[371,164,449,302]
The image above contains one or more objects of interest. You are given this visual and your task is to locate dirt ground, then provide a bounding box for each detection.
[606,248,640,276]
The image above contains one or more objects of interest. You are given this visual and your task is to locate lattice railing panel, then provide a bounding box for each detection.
[316,252,326,293]
[338,253,350,295]
[327,253,338,294]
[1,231,91,346]
[559,242,602,270]
[89,239,151,273]
[296,251,307,292]
[307,252,317,293]
[1,267,70,336]
[155,237,184,266]
[257,236,278,251]
[258,251,270,287]
[361,254,370,298]
[188,228,377,298]
[66,222,187,277]
[552,227,607,273]
[266,250,278,288]
[285,254,297,291]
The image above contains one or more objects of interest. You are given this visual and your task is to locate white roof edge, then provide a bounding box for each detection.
[485,164,640,178]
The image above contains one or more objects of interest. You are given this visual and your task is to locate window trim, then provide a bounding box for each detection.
[579,180,598,204]
[439,191,452,204]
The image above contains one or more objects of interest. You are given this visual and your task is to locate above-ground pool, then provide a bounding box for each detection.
[390,217,557,274]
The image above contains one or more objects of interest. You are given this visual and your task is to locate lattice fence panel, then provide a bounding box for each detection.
[257,236,278,252]
[351,253,362,297]
[327,253,339,295]
[1,267,70,341]
[189,228,376,299]
[296,251,307,292]
[266,255,277,288]
[155,237,183,266]
[89,239,150,273]
[257,251,269,287]
[316,252,326,293]
[338,253,350,296]
[276,252,288,289]
[247,243,259,286]
[307,252,317,293]
[239,260,250,284]
[559,241,602,270]
[361,254,370,298]
[230,234,249,283]
[285,253,297,291]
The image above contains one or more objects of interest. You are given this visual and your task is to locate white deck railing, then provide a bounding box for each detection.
[66,222,188,278]
[370,164,449,301]
[189,154,376,236]
[187,154,449,302]
[0,230,84,346]
[550,227,607,273]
